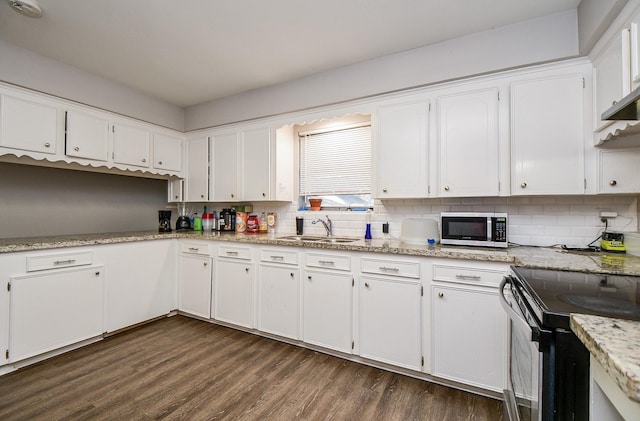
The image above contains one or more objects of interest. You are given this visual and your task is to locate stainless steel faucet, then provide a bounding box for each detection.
[312,215,333,236]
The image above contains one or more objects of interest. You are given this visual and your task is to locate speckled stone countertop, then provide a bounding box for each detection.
[2,230,640,275]
[571,314,640,402]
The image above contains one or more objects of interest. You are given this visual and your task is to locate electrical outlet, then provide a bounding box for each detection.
[599,211,618,218]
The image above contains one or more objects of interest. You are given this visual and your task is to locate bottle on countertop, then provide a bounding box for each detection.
[267,212,277,233]
[259,212,268,233]
[364,210,372,240]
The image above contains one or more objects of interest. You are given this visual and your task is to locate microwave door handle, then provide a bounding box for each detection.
[487,218,492,241]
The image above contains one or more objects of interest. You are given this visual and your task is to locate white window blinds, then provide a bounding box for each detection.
[299,124,372,196]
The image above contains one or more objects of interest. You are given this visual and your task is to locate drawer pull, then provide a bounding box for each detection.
[188,247,199,252]
[54,259,76,265]
[270,255,284,261]
[379,266,400,272]
[319,260,335,266]
[226,251,239,256]
[455,274,481,281]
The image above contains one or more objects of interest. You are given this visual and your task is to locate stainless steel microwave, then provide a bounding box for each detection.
[440,212,508,248]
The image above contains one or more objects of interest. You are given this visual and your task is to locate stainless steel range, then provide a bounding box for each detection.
[499,266,640,421]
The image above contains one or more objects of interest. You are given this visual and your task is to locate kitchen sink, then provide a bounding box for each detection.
[278,235,359,243]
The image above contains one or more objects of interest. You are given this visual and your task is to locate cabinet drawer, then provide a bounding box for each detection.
[433,265,506,287]
[306,253,351,271]
[361,257,420,279]
[218,245,252,260]
[181,242,211,255]
[26,251,93,272]
[260,249,298,265]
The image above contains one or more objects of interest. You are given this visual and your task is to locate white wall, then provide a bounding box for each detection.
[0,41,185,131]
[184,10,579,130]
[0,162,170,238]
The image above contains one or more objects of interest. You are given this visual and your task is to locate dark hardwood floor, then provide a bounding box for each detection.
[0,316,503,420]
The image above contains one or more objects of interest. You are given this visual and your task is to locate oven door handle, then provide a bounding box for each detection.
[499,277,550,347]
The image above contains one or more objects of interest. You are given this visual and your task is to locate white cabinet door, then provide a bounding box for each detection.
[511,73,585,195]
[359,275,422,370]
[211,132,239,201]
[214,259,254,328]
[437,88,499,197]
[376,100,429,198]
[65,109,110,161]
[258,264,300,339]
[242,126,271,201]
[178,253,212,319]
[9,265,104,362]
[0,94,58,154]
[598,148,640,193]
[303,270,353,353]
[104,241,176,333]
[168,178,183,202]
[185,136,209,202]
[112,123,151,168]
[631,14,640,88]
[593,30,630,131]
[153,132,182,172]
[432,285,506,392]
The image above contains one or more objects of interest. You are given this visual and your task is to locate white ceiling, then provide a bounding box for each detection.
[0,0,581,108]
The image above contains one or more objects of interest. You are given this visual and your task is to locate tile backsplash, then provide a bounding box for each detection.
[247,195,639,248]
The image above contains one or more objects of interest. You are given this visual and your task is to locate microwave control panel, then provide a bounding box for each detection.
[493,217,507,242]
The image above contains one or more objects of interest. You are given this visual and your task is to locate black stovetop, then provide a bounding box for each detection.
[511,266,640,329]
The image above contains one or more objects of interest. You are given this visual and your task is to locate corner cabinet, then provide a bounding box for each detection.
[375,99,429,198]
[510,71,587,195]
[436,87,500,197]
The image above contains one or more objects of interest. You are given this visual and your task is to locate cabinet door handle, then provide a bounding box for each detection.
[203,262,208,267]
[262,193,266,197]
[382,188,388,193]
[364,282,370,287]
[610,180,617,186]
[379,266,400,272]
[307,275,312,280]
[158,161,163,165]
[245,267,249,273]
[319,260,335,266]
[520,182,527,188]
[142,158,146,163]
[290,272,294,278]
[95,271,100,276]
[189,247,199,252]
[74,146,80,152]
[44,142,51,148]
[444,186,450,191]
[231,194,235,198]
[455,274,481,281]
[54,259,76,265]
[438,292,444,298]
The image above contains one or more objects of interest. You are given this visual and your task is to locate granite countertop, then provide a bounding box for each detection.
[3,230,640,275]
[571,314,640,402]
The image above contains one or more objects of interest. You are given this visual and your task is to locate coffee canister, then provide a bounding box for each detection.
[236,212,248,233]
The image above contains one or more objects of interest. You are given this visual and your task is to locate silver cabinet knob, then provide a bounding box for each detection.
[203,262,208,267]
[444,186,450,191]
[231,194,235,198]
[95,271,100,276]
[520,182,527,188]
[245,267,249,273]
[610,180,617,186]
[141,158,146,163]
[382,188,388,193]
[365,282,370,287]
[175,195,179,199]
[200,194,205,198]
[44,142,51,148]
[74,146,79,152]
[158,161,163,165]
[438,292,444,298]
[307,275,312,280]
[290,272,294,278]
[262,193,266,197]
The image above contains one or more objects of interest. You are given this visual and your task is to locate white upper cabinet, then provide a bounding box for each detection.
[112,123,151,168]
[185,136,209,202]
[511,72,586,195]
[241,126,271,201]
[65,109,109,162]
[598,148,640,193]
[631,12,640,88]
[152,132,182,172]
[436,87,499,197]
[0,93,58,155]
[376,99,429,198]
[211,131,239,202]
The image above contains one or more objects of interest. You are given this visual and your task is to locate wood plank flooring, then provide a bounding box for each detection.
[0,316,503,420]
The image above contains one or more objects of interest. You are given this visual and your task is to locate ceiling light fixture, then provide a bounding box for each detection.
[8,0,43,18]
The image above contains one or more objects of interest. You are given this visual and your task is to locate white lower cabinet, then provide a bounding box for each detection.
[258,264,301,339]
[303,269,353,353]
[359,257,422,371]
[103,241,176,333]
[430,263,507,392]
[214,246,255,328]
[178,253,212,319]
[9,265,104,362]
